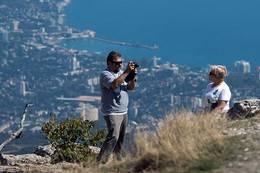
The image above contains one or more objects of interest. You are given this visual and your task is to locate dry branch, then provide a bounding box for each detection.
[0,104,33,164]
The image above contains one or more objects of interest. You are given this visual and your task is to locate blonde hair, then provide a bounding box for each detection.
[209,65,228,80]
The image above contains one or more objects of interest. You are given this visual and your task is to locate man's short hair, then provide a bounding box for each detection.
[107,51,121,64]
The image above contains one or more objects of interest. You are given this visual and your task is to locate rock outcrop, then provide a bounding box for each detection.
[0,144,100,167]
[34,145,55,157]
[33,145,100,157]
[1,154,51,165]
[228,99,260,119]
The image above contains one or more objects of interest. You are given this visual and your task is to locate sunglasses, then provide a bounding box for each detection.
[209,72,216,76]
[111,61,123,65]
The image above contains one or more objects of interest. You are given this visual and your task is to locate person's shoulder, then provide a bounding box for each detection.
[204,83,213,92]
[221,81,231,91]
[222,81,230,88]
[207,82,213,88]
[100,69,112,76]
[100,70,113,80]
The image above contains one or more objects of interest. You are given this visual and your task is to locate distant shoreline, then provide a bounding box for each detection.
[63,0,260,67]
[91,37,159,50]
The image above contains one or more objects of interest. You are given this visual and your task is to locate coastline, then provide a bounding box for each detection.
[62,0,260,68]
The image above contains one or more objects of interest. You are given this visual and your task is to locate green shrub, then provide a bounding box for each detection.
[42,113,105,163]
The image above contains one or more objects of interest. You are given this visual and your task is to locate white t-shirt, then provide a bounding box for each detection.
[203,81,231,112]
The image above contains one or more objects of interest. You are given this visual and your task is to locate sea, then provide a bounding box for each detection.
[63,0,260,68]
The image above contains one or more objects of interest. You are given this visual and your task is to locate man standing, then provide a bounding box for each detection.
[97,51,137,163]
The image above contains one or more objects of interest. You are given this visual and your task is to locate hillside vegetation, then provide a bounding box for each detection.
[62,111,260,173]
[1,111,260,173]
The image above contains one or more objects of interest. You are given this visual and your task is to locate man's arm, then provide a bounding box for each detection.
[111,62,135,90]
[111,71,130,90]
[212,100,227,112]
[127,78,136,90]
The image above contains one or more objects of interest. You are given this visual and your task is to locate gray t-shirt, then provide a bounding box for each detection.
[100,69,129,115]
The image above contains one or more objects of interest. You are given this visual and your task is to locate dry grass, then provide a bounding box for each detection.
[112,111,228,173]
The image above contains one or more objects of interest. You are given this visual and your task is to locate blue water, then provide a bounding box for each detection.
[64,0,260,67]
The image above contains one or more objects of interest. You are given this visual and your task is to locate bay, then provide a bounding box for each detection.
[64,0,260,67]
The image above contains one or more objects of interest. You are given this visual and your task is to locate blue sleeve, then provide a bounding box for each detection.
[100,71,115,89]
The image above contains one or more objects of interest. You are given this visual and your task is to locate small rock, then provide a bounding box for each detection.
[34,144,55,157]
[237,162,244,167]
[244,148,249,152]
[89,146,100,154]
[228,162,233,167]
[243,157,248,161]
[255,124,260,130]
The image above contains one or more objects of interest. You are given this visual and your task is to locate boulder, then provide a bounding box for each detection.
[34,144,55,157]
[228,99,260,118]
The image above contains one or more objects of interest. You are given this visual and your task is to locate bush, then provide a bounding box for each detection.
[42,113,105,163]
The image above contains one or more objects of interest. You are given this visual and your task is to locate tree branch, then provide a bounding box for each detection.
[0,104,33,152]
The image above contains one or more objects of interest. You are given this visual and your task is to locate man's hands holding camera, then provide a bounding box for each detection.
[125,61,138,73]
[124,61,139,82]
[110,59,138,90]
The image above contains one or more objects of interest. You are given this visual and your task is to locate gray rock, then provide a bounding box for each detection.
[228,99,260,118]
[0,154,7,165]
[89,146,100,154]
[34,144,55,157]
[1,154,51,165]
[33,144,100,157]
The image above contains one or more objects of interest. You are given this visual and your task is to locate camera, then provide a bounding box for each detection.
[131,61,139,68]
[129,61,139,72]
[125,61,139,82]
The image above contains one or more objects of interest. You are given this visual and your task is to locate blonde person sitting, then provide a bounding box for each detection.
[203,65,231,113]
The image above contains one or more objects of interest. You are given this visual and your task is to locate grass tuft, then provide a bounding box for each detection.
[114,111,228,173]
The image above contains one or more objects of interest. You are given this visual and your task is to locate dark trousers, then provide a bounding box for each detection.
[97,114,128,163]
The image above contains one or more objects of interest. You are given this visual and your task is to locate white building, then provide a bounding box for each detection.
[152,56,161,68]
[160,63,179,74]
[70,55,80,71]
[130,103,139,118]
[79,103,99,121]
[257,66,260,81]
[191,97,203,110]
[58,14,65,25]
[12,20,20,32]
[87,79,93,86]
[41,27,46,34]
[67,28,73,34]
[171,64,179,74]
[92,77,99,85]
[234,60,251,74]
[20,81,26,96]
[84,30,96,38]
[87,77,100,93]
[170,95,181,107]
[0,28,9,42]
